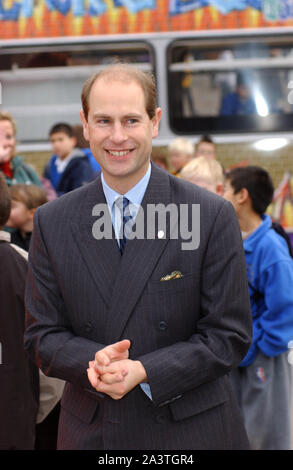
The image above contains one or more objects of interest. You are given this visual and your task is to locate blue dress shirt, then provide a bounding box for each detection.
[101,164,152,399]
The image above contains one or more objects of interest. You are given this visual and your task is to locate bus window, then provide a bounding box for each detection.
[0,41,154,144]
[168,35,293,136]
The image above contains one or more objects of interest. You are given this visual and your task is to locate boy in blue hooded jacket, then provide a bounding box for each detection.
[224,165,293,450]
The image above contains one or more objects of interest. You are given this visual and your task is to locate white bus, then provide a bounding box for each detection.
[1,1,293,149]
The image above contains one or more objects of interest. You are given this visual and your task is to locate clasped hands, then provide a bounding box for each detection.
[87,339,147,400]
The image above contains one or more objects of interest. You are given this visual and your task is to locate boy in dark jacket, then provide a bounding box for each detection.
[0,174,39,449]
[44,122,94,197]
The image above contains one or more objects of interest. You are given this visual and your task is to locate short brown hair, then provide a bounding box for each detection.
[81,63,157,121]
[9,184,47,210]
[0,174,11,228]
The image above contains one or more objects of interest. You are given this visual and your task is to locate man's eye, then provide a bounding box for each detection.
[126,119,138,125]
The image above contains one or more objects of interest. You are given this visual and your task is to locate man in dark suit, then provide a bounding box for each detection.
[24,64,252,450]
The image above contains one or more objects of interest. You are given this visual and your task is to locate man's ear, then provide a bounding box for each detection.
[151,107,162,139]
[216,183,224,197]
[80,110,89,141]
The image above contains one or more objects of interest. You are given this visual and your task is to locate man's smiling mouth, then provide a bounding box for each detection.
[106,149,134,157]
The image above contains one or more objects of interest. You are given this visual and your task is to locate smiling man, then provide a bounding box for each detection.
[24,64,252,450]
[80,66,161,194]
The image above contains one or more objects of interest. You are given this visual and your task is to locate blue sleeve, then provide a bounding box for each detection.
[220,93,235,115]
[87,153,101,173]
[257,259,293,357]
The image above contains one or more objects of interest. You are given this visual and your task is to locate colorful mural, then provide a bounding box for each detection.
[1,0,293,40]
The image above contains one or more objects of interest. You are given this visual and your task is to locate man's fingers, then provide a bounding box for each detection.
[93,377,126,400]
[113,339,131,354]
[89,360,128,382]
[94,339,131,366]
[87,365,99,389]
[95,349,111,367]
[106,339,131,361]
[98,370,128,385]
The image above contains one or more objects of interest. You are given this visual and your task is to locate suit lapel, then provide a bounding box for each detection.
[104,165,175,343]
[70,177,121,307]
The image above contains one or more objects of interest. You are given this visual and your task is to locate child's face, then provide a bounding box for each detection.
[195,142,216,160]
[223,180,239,211]
[0,120,15,163]
[50,132,76,160]
[170,151,191,173]
[6,199,34,230]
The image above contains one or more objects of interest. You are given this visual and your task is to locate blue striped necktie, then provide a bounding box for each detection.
[117,196,132,254]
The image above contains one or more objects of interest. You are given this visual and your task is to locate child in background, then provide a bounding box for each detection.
[168,137,194,177]
[6,184,47,251]
[194,135,217,160]
[0,111,42,187]
[223,166,293,450]
[44,122,94,196]
[180,156,224,195]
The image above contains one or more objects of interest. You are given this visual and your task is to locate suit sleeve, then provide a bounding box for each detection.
[24,209,104,392]
[138,200,252,407]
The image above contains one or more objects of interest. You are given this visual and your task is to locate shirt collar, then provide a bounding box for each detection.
[55,149,81,173]
[101,163,151,211]
[0,230,11,242]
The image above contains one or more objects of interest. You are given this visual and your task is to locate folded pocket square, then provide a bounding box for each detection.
[160,270,183,281]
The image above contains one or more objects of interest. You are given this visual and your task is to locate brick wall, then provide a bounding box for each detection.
[22,141,293,189]
[216,142,293,189]
[151,141,293,188]
[21,151,51,178]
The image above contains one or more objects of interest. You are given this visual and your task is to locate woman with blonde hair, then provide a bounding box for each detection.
[0,111,42,187]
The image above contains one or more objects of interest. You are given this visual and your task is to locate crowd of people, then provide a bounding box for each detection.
[0,63,292,451]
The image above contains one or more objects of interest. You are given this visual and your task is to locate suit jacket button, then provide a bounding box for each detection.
[156,413,166,424]
[159,321,167,331]
[84,322,93,332]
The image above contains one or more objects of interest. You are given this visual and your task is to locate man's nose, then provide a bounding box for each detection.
[110,123,127,143]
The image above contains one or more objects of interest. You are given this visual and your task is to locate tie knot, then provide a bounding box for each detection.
[115,196,130,214]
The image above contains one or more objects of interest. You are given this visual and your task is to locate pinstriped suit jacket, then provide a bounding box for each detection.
[24,163,252,450]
